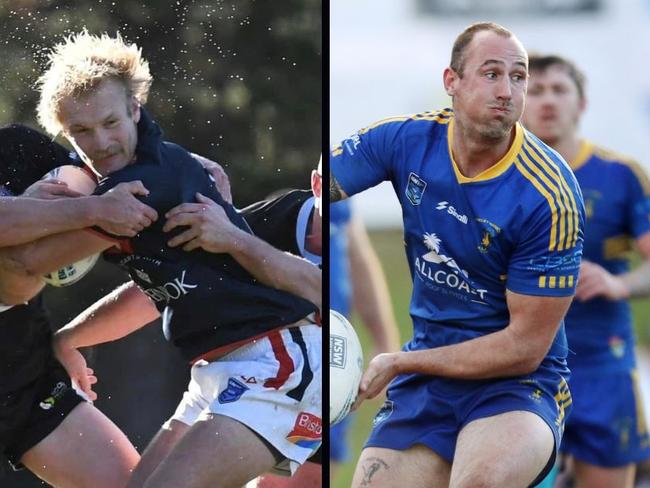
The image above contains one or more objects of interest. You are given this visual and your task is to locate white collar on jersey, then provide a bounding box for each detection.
[296,196,321,266]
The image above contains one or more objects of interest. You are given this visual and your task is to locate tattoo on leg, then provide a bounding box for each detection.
[360,456,389,486]
[330,174,343,202]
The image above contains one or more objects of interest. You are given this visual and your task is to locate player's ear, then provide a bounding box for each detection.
[578,95,587,116]
[130,97,141,123]
[443,67,459,96]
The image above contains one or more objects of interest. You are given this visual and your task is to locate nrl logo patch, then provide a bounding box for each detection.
[405,172,427,206]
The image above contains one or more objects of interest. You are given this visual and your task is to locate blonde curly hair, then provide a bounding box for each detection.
[37,30,152,136]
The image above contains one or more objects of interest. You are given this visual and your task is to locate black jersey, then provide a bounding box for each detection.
[243,190,319,262]
[0,296,52,395]
[94,110,317,361]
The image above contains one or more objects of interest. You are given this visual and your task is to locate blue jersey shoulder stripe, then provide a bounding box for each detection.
[524,135,580,249]
[514,154,561,251]
[592,145,650,196]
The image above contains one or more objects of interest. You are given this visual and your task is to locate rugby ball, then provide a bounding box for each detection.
[329,309,364,425]
[41,165,97,195]
[41,165,100,287]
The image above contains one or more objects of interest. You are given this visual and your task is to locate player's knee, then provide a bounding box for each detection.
[451,465,510,488]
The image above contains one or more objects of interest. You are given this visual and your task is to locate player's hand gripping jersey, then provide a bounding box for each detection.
[331,109,585,365]
[565,142,650,372]
[92,110,317,362]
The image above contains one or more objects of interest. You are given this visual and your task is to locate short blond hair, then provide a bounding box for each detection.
[37,30,152,136]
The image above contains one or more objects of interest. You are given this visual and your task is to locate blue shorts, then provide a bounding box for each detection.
[561,366,650,467]
[365,361,571,480]
[330,415,351,463]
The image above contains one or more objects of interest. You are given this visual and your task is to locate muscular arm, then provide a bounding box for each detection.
[330,174,348,202]
[357,291,572,402]
[348,217,400,353]
[0,196,105,247]
[55,281,160,349]
[164,193,321,311]
[0,180,157,247]
[0,229,113,304]
[53,281,161,398]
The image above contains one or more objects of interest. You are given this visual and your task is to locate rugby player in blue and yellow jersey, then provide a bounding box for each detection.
[523,53,650,488]
[331,22,586,487]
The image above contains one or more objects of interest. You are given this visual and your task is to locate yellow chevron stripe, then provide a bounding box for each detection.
[526,135,580,248]
[515,156,560,251]
[522,145,570,251]
[357,110,452,135]
[332,144,343,157]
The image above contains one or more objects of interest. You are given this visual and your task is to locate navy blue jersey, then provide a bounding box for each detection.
[242,189,321,266]
[94,110,317,361]
[331,109,585,363]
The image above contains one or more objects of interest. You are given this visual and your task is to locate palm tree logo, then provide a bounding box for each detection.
[422,232,468,278]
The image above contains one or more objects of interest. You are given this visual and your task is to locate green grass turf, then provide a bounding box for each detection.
[331,229,650,488]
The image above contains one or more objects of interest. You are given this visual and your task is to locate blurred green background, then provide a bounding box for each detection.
[0,0,321,206]
[332,228,650,488]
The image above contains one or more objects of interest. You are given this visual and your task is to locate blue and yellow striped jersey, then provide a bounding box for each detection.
[331,108,585,360]
[564,141,650,372]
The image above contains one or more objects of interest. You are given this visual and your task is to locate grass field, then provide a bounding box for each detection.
[332,228,650,488]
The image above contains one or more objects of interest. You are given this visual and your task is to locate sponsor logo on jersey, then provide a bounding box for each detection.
[142,269,198,303]
[330,335,346,368]
[218,377,250,404]
[526,251,582,273]
[287,412,322,449]
[39,381,68,410]
[415,232,488,302]
[134,268,153,284]
[405,172,427,206]
[436,201,468,224]
[373,400,394,426]
[343,134,362,156]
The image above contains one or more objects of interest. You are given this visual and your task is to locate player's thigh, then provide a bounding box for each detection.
[126,419,190,488]
[143,413,280,488]
[252,461,322,488]
[352,445,451,488]
[573,459,635,488]
[449,410,554,488]
[21,402,139,488]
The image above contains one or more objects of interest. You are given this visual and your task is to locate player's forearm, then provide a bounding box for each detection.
[394,326,548,380]
[0,196,101,247]
[620,260,650,298]
[228,230,322,310]
[350,244,400,351]
[0,229,112,277]
[55,281,160,349]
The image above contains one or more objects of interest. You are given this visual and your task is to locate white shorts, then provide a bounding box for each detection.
[165,324,322,475]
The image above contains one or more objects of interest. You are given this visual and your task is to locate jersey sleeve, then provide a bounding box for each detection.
[507,195,585,297]
[621,162,650,239]
[330,118,405,197]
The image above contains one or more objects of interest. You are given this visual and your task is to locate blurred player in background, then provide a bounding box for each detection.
[331,22,585,487]
[328,196,401,480]
[523,53,650,488]
[0,124,156,488]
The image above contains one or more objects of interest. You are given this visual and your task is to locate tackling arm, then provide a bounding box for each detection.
[53,281,161,398]
[164,193,321,311]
